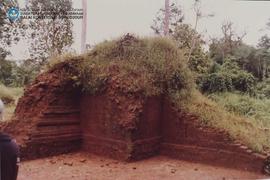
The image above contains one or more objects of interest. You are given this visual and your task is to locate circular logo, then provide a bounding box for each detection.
[7,7,20,22]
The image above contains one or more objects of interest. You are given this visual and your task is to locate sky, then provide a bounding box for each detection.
[9,0,270,60]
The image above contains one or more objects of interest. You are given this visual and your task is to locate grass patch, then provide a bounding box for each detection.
[46,53,76,70]
[208,92,270,127]
[0,84,24,121]
[0,84,15,104]
[4,106,16,122]
[51,35,195,98]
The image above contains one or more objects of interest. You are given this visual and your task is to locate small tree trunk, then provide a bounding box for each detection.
[164,0,170,36]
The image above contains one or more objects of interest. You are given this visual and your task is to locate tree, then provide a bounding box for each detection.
[172,24,210,75]
[201,58,255,94]
[151,1,184,35]
[0,0,24,55]
[209,21,246,64]
[27,0,74,69]
[0,59,14,86]
[0,0,26,86]
[172,24,203,50]
[253,20,270,80]
[151,1,211,75]
[164,0,170,36]
[210,34,269,81]
[254,49,270,80]
[186,0,214,63]
[258,35,270,50]
[14,59,40,86]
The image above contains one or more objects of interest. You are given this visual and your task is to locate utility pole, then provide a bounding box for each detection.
[81,0,87,53]
[164,0,170,36]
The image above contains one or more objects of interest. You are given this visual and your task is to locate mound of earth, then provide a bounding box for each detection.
[0,35,268,174]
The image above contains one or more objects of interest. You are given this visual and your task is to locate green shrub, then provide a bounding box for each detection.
[256,79,270,99]
[0,84,23,121]
[0,84,23,105]
[0,84,15,104]
[200,72,233,93]
[201,57,256,94]
[209,62,221,73]
[232,71,255,94]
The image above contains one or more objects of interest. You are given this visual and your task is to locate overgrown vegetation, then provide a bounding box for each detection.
[149,0,270,153]
[208,92,270,127]
[0,84,23,121]
[71,35,194,98]
[0,84,22,104]
[200,58,256,94]
[0,0,74,88]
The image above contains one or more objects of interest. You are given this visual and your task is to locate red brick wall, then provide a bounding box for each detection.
[80,95,163,161]
[161,99,265,173]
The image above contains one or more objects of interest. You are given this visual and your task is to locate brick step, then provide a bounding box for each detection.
[30,133,82,143]
[32,128,81,138]
[37,119,80,126]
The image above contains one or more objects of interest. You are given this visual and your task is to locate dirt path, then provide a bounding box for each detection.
[18,152,267,180]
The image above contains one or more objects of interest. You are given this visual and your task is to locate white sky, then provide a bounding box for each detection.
[9,0,270,60]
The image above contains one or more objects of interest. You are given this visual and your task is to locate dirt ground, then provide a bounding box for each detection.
[17,152,267,180]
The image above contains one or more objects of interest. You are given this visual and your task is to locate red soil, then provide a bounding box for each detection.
[18,152,267,180]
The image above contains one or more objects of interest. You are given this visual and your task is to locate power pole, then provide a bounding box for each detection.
[164,0,170,36]
[81,0,87,53]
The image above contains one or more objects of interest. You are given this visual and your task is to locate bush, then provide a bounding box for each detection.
[232,71,255,94]
[201,58,256,94]
[256,79,270,99]
[0,84,14,104]
[200,72,233,93]
[0,84,23,105]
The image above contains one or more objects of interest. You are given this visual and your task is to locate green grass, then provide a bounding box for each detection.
[208,92,270,127]
[0,84,15,103]
[50,35,194,98]
[82,36,194,97]
[0,84,23,121]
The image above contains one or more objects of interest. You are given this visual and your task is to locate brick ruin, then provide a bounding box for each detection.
[0,61,267,174]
